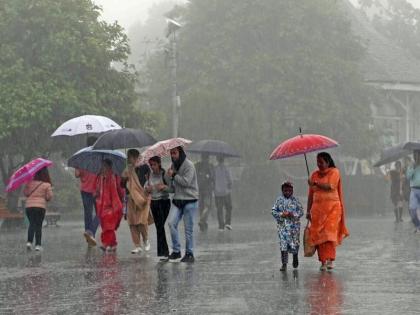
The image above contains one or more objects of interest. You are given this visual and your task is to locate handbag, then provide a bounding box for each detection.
[304,221,316,257]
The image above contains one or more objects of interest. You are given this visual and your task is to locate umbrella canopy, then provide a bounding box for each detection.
[187,140,241,158]
[373,141,420,167]
[142,137,192,161]
[269,133,339,177]
[269,134,339,160]
[92,128,157,150]
[67,146,126,175]
[5,158,53,192]
[51,115,121,137]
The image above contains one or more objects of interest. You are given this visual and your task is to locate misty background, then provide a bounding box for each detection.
[2,0,420,219]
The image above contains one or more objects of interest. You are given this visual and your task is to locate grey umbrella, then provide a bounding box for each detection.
[92,128,157,150]
[373,141,420,167]
[187,140,241,158]
[68,146,127,175]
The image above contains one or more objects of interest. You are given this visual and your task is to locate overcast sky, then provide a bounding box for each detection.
[94,0,420,31]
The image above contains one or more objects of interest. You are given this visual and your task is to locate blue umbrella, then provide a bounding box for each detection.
[68,146,126,175]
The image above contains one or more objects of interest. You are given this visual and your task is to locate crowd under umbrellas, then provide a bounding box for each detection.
[4,114,244,262]
[10,115,420,273]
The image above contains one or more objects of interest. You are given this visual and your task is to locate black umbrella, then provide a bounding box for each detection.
[373,141,420,167]
[92,128,157,150]
[187,140,241,158]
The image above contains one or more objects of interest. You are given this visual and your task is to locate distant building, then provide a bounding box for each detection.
[346,1,420,145]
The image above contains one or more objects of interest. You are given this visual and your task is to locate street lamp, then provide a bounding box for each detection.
[166,18,182,137]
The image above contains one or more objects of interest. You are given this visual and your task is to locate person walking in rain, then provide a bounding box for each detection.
[389,161,404,222]
[271,181,303,271]
[24,168,53,251]
[122,149,151,254]
[307,152,349,271]
[167,146,199,263]
[95,159,124,252]
[75,136,99,247]
[145,156,171,258]
[195,154,214,231]
[406,151,420,232]
[214,155,233,231]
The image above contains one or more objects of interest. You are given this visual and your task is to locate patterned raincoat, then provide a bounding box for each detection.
[272,195,304,254]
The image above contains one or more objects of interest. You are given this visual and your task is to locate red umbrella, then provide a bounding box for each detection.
[269,130,338,176]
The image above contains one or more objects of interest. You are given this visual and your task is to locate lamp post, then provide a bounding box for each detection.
[166,18,182,137]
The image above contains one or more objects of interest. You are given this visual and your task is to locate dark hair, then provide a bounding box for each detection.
[281,181,293,190]
[127,149,140,159]
[103,159,113,168]
[34,167,51,184]
[149,156,162,168]
[87,136,97,147]
[317,152,336,168]
[172,146,187,171]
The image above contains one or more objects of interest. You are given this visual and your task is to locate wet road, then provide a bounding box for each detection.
[0,216,419,314]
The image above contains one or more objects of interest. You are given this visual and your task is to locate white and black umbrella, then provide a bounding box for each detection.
[92,128,157,150]
[51,115,121,137]
[187,140,241,158]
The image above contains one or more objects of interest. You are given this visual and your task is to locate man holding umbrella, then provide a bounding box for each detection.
[167,146,199,263]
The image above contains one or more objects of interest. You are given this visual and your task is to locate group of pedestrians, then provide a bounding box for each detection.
[387,152,420,232]
[21,140,191,262]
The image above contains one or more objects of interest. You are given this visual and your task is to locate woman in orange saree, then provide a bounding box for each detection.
[307,152,349,271]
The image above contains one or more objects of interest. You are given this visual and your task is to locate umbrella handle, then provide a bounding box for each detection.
[304,153,310,178]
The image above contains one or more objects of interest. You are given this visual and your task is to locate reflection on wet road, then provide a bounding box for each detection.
[0,217,419,314]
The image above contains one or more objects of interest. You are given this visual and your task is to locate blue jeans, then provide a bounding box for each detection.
[409,188,420,229]
[81,191,99,236]
[168,201,198,255]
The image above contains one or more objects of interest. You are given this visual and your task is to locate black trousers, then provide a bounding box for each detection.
[215,194,232,228]
[26,207,46,246]
[150,199,171,256]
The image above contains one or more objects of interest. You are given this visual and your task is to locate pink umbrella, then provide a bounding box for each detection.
[5,158,53,192]
[142,138,192,161]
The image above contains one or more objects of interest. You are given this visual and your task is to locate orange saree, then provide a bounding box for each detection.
[308,167,349,262]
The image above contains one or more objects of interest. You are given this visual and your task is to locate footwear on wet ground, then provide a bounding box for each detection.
[168,252,181,261]
[180,253,195,263]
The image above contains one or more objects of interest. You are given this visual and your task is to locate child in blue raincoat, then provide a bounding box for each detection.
[272,181,304,271]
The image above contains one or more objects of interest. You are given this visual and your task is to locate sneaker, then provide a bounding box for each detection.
[180,253,195,263]
[131,247,143,254]
[225,224,232,230]
[218,227,224,231]
[280,264,287,272]
[168,252,181,261]
[144,240,151,252]
[326,260,334,270]
[34,245,42,251]
[106,246,117,252]
[320,263,327,271]
[83,232,97,247]
[26,242,32,250]
[100,246,107,252]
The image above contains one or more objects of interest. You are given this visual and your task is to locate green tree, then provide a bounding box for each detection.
[0,0,158,206]
[144,0,378,162]
[359,0,420,59]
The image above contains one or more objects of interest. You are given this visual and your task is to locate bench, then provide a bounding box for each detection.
[45,212,61,227]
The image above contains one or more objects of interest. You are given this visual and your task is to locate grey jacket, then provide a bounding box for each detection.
[168,159,199,200]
